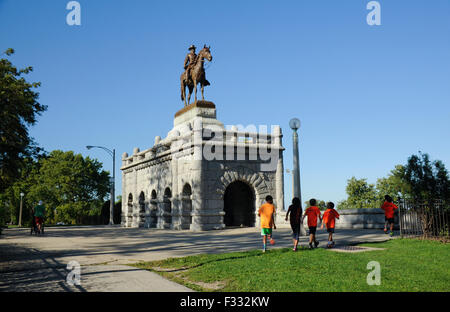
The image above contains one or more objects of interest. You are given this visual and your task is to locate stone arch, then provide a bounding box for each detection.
[223,180,255,227]
[138,191,145,227]
[163,187,172,228]
[149,190,158,228]
[181,183,193,229]
[164,187,172,198]
[215,166,274,228]
[139,192,145,213]
[127,193,133,225]
[216,166,270,202]
[182,183,192,196]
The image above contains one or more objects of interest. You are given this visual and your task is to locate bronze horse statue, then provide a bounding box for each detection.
[180,45,213,106]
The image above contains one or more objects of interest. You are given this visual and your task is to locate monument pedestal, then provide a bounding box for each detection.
[171,100,224,134]
[121,100,285,231]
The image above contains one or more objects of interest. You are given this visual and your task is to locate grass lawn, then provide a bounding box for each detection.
[132,238,450,292]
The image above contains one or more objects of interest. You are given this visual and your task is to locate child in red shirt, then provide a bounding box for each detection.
[321,202,340,248]
[302,199,322,249]
[381,195,398,237]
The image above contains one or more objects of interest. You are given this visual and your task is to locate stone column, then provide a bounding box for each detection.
[132,151,139,228]
[171,148,180,230]
[121,153,128,227]
[273,126,285,217]
[191,117,204,231]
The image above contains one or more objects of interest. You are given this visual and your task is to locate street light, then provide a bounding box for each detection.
[289,118,301,201]
[86,145,115,225]
[289,118,306,236]
[18,192,24,227]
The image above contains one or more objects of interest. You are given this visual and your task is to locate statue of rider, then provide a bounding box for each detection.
[184,45,197,83]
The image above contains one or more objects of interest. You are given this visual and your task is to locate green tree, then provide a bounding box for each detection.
[338,177,377,209]
[338,152,450,209]
[0,157,42,225]
[375,165,411,205]
[2,150,110,225]
[403,152,450,202]
[0,48,47,193]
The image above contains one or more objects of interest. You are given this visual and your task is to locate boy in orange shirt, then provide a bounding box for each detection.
[321,202,340,248]
[258,195,276,253]
[381,195,398,237]
[302,199,322,249]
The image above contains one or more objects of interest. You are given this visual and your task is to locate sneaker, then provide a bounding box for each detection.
[314,241,319,248]
[309,243,313,250]
[293,248,297,252]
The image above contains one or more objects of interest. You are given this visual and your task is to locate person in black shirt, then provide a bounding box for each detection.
[285,197,302,251]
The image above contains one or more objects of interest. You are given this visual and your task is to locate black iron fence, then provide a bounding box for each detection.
[398,199,449,238]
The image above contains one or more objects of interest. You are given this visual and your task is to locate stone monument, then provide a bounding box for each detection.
[120,45,285,231]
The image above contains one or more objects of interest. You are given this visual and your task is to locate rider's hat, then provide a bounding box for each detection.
[188,45,196,51]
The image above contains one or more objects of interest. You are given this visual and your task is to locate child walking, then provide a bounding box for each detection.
[302,199,322,249]
[321,202,340,248]
[285,197,302,251]
[381,195,398,237]
[258,195,276,253]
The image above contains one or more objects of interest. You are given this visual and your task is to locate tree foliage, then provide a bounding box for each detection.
[403,152,450,202]
[338,177,377,209]
[0,150,110,225]
[338,152,450,209]
[0,48,47,193]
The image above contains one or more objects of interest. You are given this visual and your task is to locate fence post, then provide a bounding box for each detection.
[398,199,403,238]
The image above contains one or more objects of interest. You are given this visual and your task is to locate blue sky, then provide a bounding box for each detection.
[1,0,449,207]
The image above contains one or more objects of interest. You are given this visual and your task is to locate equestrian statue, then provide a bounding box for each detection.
[180,44,213,106]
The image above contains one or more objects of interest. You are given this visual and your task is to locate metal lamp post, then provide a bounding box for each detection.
[18,192,24,227]
[86,145,115,225]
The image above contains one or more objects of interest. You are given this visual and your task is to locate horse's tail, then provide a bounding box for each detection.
[204,79,210,86]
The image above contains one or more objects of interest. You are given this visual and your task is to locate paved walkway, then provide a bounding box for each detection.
[0,225,393,292]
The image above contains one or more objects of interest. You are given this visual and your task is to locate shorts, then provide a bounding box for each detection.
[327,227,335,233]
[34,217,43,225]
[308,226,317,235]
[385,217,394,224]
[291,224,300,240]
[261,228,272,236]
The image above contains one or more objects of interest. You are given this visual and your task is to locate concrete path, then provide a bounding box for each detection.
[0,225,393,292]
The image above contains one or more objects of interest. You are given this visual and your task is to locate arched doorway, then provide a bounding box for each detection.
[127,193,133,225]
[149,190,158,228]
[163,187,172,229]
[138,192,145,227]
[181,184,193,229]
[224,181,255,227]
